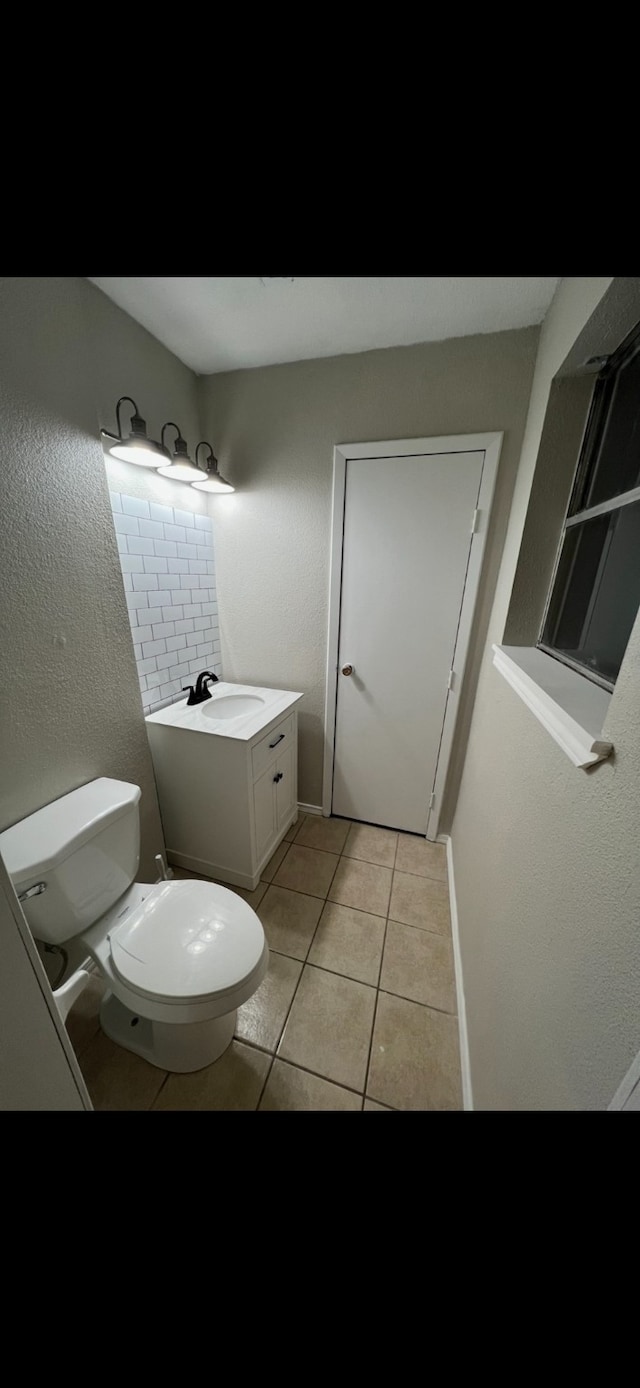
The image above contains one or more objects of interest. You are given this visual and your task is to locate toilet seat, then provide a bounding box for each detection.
[108,879,266,1006]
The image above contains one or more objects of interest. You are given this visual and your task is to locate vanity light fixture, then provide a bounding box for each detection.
[156,422,204,482]
[102,397,170,467]
[191,442,235,494]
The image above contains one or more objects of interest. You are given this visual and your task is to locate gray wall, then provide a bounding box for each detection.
[199,329,539,813]
[451,277,640,1110]
[0,277,207,879]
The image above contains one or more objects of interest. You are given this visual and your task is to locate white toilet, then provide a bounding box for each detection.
[0,777,269,1072]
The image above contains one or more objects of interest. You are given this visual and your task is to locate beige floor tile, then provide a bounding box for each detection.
[153,1041,270,1111]
[273,844,339,899]
[389,871,450,934]
[259,1060,362,1111]
[367,993,462,1111]
[66,974,105,1060]
[227,881,268,910]
[363,1099,392,1111]
[261,840,290,882]
[308,902,385,985]
[343,822,398,868]
[395,834,448,881]
[381,921,456,1012]
[258,885,324,960]
[278,964,376,1092]
[329,858,392,918]
[284,816,303,842]
[80,1031,167,1111]
[236,953,302,1051]
[296,814,351,854]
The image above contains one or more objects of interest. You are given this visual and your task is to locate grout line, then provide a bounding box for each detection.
[257,1050,367,1101]
[393,870,449,887]
[263,877,389,912]
[258,945,453,1016]
[150,1072,170,1109]
[363,829,400,1103]
[377,986,457,1018]
[386,917,452,939]
[363,990,381,1106]
[254,1054,276,1111]
[254,934,311,1109]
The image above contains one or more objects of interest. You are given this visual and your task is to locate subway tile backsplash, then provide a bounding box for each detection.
[110,491,222,715]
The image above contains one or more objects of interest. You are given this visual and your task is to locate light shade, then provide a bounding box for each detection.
[156,421,204,481]
[192,441,235,493]
[103,397,168,467]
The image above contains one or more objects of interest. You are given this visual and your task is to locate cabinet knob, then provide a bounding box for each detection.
[341,664,353,676]
[273,772,284,783]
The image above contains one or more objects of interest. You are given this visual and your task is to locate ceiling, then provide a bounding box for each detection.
[89,277,559,376]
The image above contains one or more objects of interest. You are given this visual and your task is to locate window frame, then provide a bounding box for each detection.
[537,320,640,693]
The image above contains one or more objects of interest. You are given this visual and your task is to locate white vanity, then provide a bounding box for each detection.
[145,683,303,890]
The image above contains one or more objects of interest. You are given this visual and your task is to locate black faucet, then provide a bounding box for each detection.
[183,670,219,706]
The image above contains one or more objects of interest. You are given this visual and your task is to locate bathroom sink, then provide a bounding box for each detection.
[202,694,266,721]
[146,681,303,742]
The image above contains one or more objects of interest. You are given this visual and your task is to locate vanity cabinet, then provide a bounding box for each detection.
[146,687,302,891]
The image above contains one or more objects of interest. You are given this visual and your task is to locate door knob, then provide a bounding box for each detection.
[341,664,353,676]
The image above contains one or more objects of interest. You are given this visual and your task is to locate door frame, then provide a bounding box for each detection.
[322,433,503,836]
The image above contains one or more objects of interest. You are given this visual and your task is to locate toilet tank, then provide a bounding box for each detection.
[0,778,141,945]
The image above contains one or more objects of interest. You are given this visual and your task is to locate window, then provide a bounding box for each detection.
[539,323,640,690]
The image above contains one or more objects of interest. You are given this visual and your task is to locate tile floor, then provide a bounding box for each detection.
[68,815,463,1111]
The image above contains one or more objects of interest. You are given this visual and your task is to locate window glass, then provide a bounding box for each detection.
[542,502,640,684]
[583,343,640,507]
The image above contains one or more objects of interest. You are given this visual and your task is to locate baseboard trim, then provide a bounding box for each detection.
[299,802,323,816]
[443,833,473,1112]
[167,850,256,891]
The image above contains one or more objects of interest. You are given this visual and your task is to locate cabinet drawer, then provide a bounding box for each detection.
[251,714,294,782]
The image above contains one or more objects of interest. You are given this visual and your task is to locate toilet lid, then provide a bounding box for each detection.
[108,881,266,1004]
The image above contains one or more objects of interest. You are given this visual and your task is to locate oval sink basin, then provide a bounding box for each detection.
[201,694,266,721]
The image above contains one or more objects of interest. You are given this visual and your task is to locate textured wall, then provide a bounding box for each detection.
[450,278,640,1110]
[0,277,206,879]
[199,330,539,810]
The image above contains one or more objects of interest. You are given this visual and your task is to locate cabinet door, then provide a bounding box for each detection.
[253,765,277,862]
[275,743,296,831]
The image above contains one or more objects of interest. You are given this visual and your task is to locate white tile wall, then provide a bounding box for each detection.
[110,491,222,714]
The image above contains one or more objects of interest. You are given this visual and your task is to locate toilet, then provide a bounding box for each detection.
[0,777,269,1072]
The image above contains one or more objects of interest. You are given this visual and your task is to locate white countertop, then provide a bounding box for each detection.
[145,682,303,742]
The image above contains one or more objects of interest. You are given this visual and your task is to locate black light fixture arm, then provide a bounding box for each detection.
[196,441,216,469]
[115,395,144,439]
[161,421,184,451]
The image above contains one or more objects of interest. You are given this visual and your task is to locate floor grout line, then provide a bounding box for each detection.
[259,1052,367,1101]
[363,827,400,1102]
[253,918,317,1108]
[149,1072,170,1109]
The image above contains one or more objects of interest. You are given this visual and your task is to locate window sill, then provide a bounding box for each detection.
[491,645,613,769]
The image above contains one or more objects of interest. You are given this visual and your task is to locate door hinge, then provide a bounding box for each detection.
[429,792,436,811]
[447,668,454,691]
[471,507,480,535]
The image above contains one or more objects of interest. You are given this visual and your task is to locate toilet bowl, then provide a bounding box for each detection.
[0,778,269,1072]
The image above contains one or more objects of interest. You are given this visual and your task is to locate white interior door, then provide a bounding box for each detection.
[332,451,483,834]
